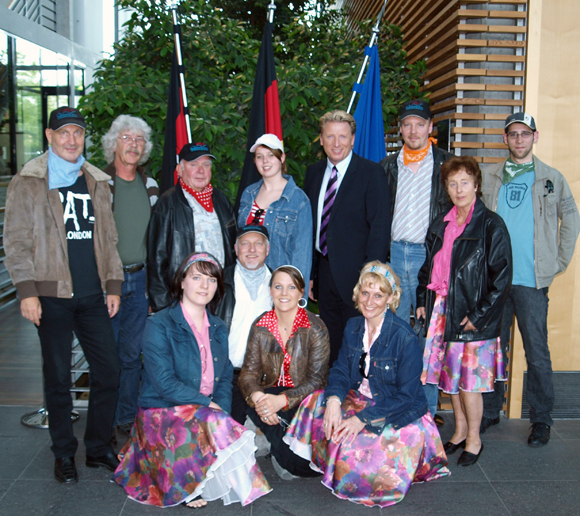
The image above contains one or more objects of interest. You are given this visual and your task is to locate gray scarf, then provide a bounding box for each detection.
[236,260,268,301]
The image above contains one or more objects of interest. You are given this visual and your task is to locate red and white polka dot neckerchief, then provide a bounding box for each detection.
[257,308,311,388]
[179,177,214,212]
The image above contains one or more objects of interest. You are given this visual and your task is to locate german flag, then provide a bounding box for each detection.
[160,28,190,194]
[235,21,282,211]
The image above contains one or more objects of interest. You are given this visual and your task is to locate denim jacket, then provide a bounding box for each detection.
[323,311,427,433]
[238,175,313,282]
[138,305,233,412]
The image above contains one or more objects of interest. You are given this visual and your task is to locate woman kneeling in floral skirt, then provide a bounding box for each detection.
[112,252,271,508]
[284,261,450,507]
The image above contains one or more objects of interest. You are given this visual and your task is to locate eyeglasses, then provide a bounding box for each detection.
[250,208,265,226]
[359,352,368,379]
[118,135,145,144]
[506,131,534,140]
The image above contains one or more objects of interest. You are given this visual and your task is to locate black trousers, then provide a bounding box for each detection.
[230,369,248,425]
[317,254,359,366]
[247,387,320,477]
[37,294,120,459]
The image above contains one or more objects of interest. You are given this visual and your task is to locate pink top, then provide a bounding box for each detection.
[358,317,385,399]
[180,302,214,396]
[427,202,475,296]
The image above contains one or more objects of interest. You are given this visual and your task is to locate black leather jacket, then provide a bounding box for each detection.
[147,184,237,312]
[417,198,512,342]
[213,264,236,329]
[380,144,453,257]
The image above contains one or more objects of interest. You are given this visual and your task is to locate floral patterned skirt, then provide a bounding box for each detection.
[283,390,450,508]
[423,294,506,394]
[112,404,271,507]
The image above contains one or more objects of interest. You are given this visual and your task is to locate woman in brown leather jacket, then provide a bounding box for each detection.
[238,265,330,479]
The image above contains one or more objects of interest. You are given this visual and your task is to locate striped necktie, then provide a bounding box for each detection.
[319,166,338,256]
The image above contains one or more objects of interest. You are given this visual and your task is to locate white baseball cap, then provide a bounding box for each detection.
[250,134,284,153]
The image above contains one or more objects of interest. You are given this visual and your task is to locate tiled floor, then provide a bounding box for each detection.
[0,304,579,515]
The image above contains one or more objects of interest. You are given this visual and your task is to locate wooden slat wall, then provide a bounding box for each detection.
[341,0,529,164]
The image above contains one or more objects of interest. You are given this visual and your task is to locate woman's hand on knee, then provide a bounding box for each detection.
[323,397,342,441]
[333,416,365,445]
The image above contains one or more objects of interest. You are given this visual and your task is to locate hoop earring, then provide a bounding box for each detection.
[298,298,307,309]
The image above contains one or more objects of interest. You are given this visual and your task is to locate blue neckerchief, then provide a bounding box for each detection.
[47,147,86,190]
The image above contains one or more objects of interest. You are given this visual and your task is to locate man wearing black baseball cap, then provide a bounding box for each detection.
[480,112,580,446]
[215,224,272,424]
[4,106,123,483]
[148,142,237,312]
[380,99,453,424]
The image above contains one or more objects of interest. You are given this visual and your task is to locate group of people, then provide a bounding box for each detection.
[3,99,578,509]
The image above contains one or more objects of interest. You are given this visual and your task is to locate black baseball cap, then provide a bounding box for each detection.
[179,142,216,162]
[48,106,86,130]
[236,225,270,242]
[504,112,537,132]
[399,100,431,121]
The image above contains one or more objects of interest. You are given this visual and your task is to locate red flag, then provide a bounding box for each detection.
[161,28,190,194]
[235,21,282,211]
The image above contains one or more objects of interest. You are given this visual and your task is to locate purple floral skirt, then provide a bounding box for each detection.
[283,389,450,508]
[423,294,506,394]
[112,404,271,507]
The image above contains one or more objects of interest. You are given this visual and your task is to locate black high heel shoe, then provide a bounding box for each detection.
[443,439,466,455]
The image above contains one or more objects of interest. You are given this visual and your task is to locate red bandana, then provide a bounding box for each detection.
[179,177,214,212]
[257,308,311,388]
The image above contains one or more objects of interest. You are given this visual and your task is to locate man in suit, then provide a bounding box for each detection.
[304,110,391,364]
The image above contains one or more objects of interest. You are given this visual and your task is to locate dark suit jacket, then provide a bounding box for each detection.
[304,152,391,306]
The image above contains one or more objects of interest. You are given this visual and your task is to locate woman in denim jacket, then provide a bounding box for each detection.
[238,134,312,282]
[284,262,449,507]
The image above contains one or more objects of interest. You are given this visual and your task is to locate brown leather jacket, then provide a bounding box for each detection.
[238,310,330,410]
[4,152,123,299]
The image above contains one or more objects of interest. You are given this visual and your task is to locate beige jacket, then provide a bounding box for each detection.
[4,152,123,299]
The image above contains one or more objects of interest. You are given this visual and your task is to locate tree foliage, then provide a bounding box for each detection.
[78,0,426,199]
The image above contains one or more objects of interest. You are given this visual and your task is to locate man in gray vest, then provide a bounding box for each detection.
[481,112,580,447]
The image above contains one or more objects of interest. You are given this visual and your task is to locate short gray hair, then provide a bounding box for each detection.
[101,115,153,165]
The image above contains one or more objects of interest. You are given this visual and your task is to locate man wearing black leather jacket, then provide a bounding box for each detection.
[380,100,452,421]
[147,143,237,312]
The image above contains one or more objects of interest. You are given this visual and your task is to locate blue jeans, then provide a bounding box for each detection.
[482,285,553,425]
[390,241,438,415]
[111,267,149,426]
[389,241,426,324]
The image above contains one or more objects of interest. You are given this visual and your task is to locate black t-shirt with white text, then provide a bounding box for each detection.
[59,174,102,297]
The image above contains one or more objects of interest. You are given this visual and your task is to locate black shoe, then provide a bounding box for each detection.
[458,443,484,467]
[528,423,550,447]
[480,416,500,434]
[55,457,78,484]
[434,414,444,427]
[443,440,466,455]
[86,452,120,472]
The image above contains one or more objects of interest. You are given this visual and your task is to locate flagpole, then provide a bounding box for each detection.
[346,0,389,114]
[170,1,192,144]
[267,0,276,23]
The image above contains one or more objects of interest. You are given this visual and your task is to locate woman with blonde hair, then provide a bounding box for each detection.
[284,261,449,507]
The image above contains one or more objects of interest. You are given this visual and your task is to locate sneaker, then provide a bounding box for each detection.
[528,423,550,447]
[271,455,300,481]
[480,416,500,434]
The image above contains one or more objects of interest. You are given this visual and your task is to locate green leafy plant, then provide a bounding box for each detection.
[78,0,426,199]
